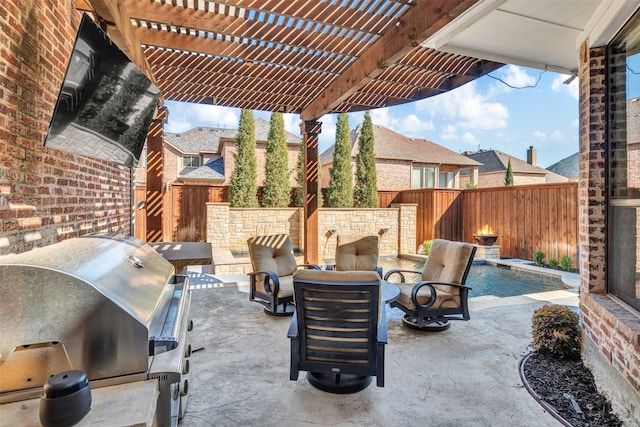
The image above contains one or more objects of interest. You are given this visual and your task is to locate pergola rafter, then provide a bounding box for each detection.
[81,0,504,260]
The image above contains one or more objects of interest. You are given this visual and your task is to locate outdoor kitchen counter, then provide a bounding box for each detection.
[0,380,158,427]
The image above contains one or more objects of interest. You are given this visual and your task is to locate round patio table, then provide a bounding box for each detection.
[382,280,400,304]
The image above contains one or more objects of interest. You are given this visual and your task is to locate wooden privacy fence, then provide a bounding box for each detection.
[137,183,579,263]
[396,183,579,262]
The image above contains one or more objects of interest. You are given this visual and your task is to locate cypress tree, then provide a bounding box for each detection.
[327,113,354,207]
[353,111,378,208]
[228,109,258,207]
[262,112,291,207]
[504,158,514,186]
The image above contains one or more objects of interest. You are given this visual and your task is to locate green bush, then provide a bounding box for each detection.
[548,257,559,268]
[532,250,545,266]
[421,240,432,255]
[531,305,581,359]
[560,255,574,272]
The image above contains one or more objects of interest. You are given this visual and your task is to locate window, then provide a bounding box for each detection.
[439,171,454,188]
[182,155,201,167]
[412,167,435,189]
[607,10,640,310]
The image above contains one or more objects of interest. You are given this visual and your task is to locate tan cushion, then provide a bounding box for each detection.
[248,234,297,277]
[395,282,460,311]
[334,234,379,272]
[294,269,380,283]
[421,239,475,295]
[249,274,294,297]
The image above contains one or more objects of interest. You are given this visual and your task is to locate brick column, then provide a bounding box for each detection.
[578,43,607,295]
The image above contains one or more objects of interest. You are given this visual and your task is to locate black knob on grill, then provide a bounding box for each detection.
[183,359,190,375]
[188,320,194,331]
[185,344,192,358]
[180,379,189,396]
[40,370,92,427]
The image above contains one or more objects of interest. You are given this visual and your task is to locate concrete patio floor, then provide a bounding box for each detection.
[179,267,579,427]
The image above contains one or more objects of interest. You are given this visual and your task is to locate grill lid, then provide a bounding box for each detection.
[0,234,181,393]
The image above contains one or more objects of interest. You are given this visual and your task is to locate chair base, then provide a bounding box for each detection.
[306,372,373,394]
[264,303,296,316]
[402,315,451,331]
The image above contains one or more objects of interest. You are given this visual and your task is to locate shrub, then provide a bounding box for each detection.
[532,250,545,266]
[420,240,432,255]
[560,255,573,272]
[548,257,559,268]
[531,305,581,359]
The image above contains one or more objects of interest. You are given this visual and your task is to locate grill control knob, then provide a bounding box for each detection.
[187,320,194,331]
[185,344,192,358]
[183,359,190,375]
[180,379,189,396]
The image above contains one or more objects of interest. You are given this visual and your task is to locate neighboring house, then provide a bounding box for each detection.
[547,152,579,181]
[320,124,481,191]
[136,118,302,188]
[461,147,568,187]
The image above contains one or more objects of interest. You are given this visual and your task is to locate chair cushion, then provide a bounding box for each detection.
[248,234,297,277]
[421,239,475,295]
[253,274,294,297]
[294,269,380,283]
[334,234,379,272]
[395,282,461,310]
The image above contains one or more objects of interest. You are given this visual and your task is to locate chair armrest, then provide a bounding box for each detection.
[377,305,388,344]
[411,281,472,309]
[287,312,299,339]
[383,269,421,282]
[247,270,280,294]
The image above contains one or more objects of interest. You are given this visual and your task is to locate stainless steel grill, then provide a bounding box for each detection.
[0,234,192,426]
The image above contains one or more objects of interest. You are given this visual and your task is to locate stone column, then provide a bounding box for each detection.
[206,203,230,251]
[393,203,417,255]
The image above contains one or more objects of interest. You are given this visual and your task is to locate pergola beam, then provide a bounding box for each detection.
[300,0,480,120]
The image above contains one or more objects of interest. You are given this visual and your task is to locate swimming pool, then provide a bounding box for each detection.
[377,257,569,298]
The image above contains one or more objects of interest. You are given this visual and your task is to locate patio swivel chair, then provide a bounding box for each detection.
[288,269,386,393]
[384,239,476,331]
[247,234,319,316]
[329,234,382,277]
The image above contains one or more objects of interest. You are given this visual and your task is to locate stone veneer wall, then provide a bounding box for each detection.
[206,203,416,261]
[0,1,134,256]
[579,43,640,423]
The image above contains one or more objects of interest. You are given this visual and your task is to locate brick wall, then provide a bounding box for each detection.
[376,159,410,191]
[579,42,640,421]
[0,1,133,255]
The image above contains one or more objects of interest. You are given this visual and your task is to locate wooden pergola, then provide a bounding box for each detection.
[78,0,503,263]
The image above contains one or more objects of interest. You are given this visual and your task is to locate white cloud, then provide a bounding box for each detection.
[369,108,434,136]
[461,132,479,146]
[418,82,509,132]
[550,130,564,142]
[165,101,239,132]
[487,65,538,97]
[533,130,546,139]
[551,74,579,100]
[570,118,579,127]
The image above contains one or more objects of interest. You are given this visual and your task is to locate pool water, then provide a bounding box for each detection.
[377,257,568,298]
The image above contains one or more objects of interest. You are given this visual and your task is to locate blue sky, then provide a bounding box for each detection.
[164,64,581,168]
